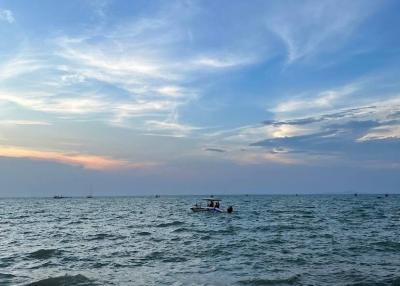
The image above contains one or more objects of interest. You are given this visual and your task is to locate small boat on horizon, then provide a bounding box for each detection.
[86,185,94,198]
[53,195,64,199]
[190,198,233,213]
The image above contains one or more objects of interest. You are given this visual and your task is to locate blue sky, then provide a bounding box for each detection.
[0,0,399,196]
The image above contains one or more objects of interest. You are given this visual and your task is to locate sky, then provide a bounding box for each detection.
[0,0,399,196]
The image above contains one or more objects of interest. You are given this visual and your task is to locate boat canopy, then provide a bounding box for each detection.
[202,198,221,201]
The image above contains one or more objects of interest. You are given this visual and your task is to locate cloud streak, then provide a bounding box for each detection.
[0,120,50,126]
[266,0,376,63]
[270,83,361,117]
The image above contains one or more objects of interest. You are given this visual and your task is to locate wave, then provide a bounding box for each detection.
[0,273,15,278]
[346,276,400,286]
[254,224,296,232]
[196,247,231,258]
[238,275,300,285]
[172,227,188,233]
[189,225,239,235]
[25,274,93,286]
[156,221,185,227]
[137,231,151,236]
[0,273,17,285]
[12,215,30,219]
[86,233,115,241]
[0,272,16,285]
[162,256,188,263]
[28,249,61,260]
[143,251,164,261]
[373,241,400,251]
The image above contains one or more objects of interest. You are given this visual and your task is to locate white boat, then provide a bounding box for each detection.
[190,198,233,213]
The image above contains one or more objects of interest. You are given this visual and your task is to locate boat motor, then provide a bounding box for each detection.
[227,206,233,213]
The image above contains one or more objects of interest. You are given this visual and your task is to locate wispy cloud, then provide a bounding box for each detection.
[0,120,50,126]
[270,83,360,117]
[200,124,313,166]
[201,89,400,168]
[0,9,14,23]
[157,86,185,98]
[143,120,199,138]
[0,57,43,81]
[358,124,400,141]
[266,1,377,64]
[252,97,400,166]
[0,1,268,139]
[0,90,108,114]
[193,55,253,69]
[229,150,302,165]
[0,7,232,136]
[204,147,225,153]
[4,1,375,139]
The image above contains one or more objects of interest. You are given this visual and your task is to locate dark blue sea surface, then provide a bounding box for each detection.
[1,195,400,285]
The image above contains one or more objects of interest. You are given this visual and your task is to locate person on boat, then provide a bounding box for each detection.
[215,201,220,208]
[208,201,214,207]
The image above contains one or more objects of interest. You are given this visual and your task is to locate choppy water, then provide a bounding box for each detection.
[1,195,400,286]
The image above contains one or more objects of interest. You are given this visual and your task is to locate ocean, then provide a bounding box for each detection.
[1,195,399,286]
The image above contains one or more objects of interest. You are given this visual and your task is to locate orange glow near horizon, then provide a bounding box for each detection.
[0,145,158,170]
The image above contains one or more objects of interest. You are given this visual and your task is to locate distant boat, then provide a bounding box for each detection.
[190,198,233,213]
[155,194,160,198]
[86,185,93,198]
[53,195,64,199]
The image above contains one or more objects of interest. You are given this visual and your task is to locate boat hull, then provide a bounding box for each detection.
[190,207,223,213]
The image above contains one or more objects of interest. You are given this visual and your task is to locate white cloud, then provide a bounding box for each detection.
[157,86,184,98]
[0,89,185,126]
[270,83,360,116]
[0,2,268,140]
[144,120,198,137]
[229,150,302,165]
[58,42,164,78]
[202,93,400,167]
[0,91,108,114]
[0,120,50,126]
[193,56,252,69]
[0,58,43,81]
[0,9,14,23]
[358,125,400,141]
[209,123,316,149]
[0,6,253,136]
[61,73,86,85]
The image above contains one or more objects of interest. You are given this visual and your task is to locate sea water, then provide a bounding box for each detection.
[0,195,399,285]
